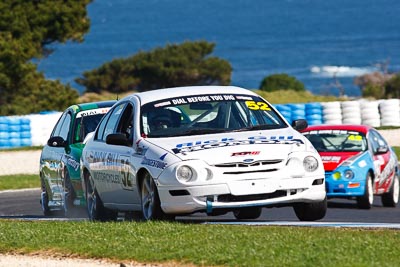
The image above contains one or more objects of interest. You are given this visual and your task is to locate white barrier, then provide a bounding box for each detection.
[0,112,62,149]
[0,98,399,149]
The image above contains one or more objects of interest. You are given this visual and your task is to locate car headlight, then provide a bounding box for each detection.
[332,171,341,180]
[176,165,194,182]
[303,156,318,172]
[344,169,354,179]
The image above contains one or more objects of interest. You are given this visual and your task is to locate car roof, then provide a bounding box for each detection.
[303,124,372,134]
[68,100,117,113]
[120,86,259,105]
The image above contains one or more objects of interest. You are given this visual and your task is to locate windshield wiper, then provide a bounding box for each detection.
[233,124,284,132]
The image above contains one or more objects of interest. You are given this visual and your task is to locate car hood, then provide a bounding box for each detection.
[142,129,308,165]
[318,151,361,171]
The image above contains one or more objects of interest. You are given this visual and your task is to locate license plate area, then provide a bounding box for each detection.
[229,179,277,195]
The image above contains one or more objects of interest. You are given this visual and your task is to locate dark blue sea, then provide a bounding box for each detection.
[37,0,400,97]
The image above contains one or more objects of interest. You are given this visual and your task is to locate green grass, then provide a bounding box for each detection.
[255,89,345,104]
[0,221,398,266]
[0,174,40,190]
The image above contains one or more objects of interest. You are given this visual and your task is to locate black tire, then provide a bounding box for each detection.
[62,170,75,216]
[40,175,53,216]
[233,207,262,220]
[357,173,374,209]
[293,197,327,221]
[381,174,399,207]
[140,172,171,221]
[85,173,117,221]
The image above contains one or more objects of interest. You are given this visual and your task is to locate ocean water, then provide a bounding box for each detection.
[37,0,400,97]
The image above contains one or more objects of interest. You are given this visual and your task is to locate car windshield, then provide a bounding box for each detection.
[141,94,287,137]
[303,130,368,152]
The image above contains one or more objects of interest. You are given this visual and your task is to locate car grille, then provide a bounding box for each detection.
[213,159,283,175]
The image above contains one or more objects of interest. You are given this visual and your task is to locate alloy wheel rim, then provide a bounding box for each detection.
[142,174,154,220]
[368,177,374,205]
[87,179,96,219]
[393,177,399,204]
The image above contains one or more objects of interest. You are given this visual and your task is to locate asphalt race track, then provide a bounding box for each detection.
[1,188,400,228]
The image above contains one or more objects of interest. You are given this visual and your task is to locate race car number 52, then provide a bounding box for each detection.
[245,101,271,111]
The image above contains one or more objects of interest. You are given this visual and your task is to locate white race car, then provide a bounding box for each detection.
[81,86,326,221]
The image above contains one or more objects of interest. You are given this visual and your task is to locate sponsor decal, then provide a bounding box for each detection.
[159,153,168,160]
[235,95,253,100]
[378,156,396,186]
[358,160,367,168]
[93,172,120,184]
[66,156,80,171]
[231,151,260,157]
[173,136,302,154]
[303,130,363,136]
[340,152,365,167]
[154,101,171,107]
[321,156,341,163]
[169,94,236,106]
[76,107,110,118]
[152,94,255,108]
[141,156,167,169]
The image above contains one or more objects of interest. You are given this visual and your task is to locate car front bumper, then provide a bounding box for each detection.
[157,176,326,214]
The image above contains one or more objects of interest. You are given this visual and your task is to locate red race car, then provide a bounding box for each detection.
[302,125,399,209]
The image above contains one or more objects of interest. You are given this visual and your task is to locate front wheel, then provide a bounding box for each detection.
[233,207,262,220]
[62,170,75,216]
[40,175,53,216]
[381,174,399,207]
[357,173,374,209]
[293,197,327,221]
[140,172,171,221]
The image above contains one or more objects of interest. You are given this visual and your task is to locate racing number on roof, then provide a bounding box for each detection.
[245,101,271,111]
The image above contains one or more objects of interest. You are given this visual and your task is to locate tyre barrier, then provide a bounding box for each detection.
[379,99,400,126]
[1,99,400,150]
[0,112,62,150]
[360,100,381,127]
[0,116,32,149]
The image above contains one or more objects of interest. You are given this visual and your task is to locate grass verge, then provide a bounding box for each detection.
[0,174,40,190]
[0,221,399,266]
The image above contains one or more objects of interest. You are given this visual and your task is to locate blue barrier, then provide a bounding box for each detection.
[0,116,32,149]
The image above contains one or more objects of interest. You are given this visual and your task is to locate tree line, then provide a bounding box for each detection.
[1,1,399,116]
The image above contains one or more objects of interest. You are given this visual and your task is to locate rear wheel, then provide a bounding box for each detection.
[233,207,262,220]
[85,173,117,221]
[357,173,374,209]
[381,174,399,207]
[140,172,171,221]
[293,197,327,221]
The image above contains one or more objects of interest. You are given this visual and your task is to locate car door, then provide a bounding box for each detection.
[90,102,140,209]
[40,111,72,203]
[368,129,395,193]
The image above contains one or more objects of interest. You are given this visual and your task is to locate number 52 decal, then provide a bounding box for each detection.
[245,101,271,111]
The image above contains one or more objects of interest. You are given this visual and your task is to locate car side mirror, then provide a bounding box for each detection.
[106,133,130,146]
[291,119,308,132]
[375,146,389,154]
[47,136,66,147]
